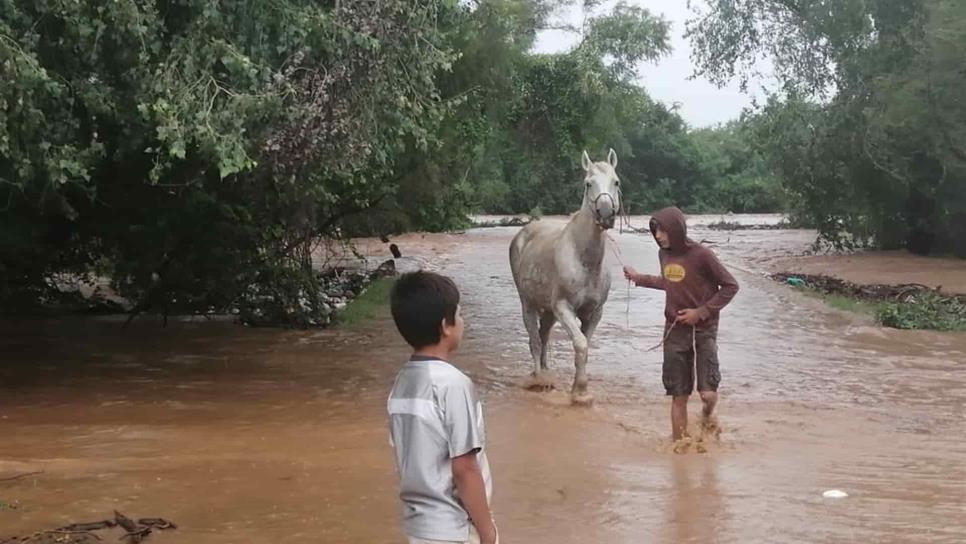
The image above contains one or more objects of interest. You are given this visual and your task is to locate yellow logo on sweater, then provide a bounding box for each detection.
[663,264,686,282]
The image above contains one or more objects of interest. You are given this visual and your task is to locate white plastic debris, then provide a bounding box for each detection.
[823,489,849,499]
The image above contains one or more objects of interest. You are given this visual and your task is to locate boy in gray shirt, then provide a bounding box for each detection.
[388,271,498,544]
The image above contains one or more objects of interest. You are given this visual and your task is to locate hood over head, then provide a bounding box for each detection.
[649,206,690,252]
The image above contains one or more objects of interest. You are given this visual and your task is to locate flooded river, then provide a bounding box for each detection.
[2,216,965,543]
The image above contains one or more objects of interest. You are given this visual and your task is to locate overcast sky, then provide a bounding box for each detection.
[532,1,772,128]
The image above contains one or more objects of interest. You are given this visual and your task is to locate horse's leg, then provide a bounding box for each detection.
[538,311,556,372]
[522,302,553,391]
[554,301,592,405]
[579,304,604,348]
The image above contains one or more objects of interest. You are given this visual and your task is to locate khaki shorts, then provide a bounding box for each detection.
[662,324,720,396]
[408,525,485,544]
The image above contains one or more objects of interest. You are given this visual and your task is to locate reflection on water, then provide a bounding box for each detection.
[1,216,965,543]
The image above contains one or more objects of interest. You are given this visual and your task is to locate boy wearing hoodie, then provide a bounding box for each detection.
[623,207,740,443]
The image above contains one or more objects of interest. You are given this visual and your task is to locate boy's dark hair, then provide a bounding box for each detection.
[390,271,461,349]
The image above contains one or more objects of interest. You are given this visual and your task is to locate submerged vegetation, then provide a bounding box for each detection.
[336,277,396,329]
[773,273,966,331]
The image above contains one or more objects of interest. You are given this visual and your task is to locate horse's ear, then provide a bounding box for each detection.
[581,150,592,172]
[607,148,618,168]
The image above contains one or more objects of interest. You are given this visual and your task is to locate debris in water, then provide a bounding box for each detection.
[822,489,848,499]
[771,272,957,303]
[472,217,531,228]
[0,512,176,544]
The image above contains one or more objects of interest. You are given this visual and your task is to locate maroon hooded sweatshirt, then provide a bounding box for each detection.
[636,207,739,328]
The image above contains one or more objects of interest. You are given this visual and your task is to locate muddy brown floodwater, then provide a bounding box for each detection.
[2,216,965,543]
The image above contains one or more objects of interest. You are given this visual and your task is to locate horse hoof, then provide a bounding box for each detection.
[570,392,594,406]
[525,383,555,392]
[524,374,555,392]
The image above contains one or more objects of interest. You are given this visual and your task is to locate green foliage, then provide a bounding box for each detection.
[582,2,672,79]
[0,0,788,319]
[690,0,966,256]
[1,0,453,320]
[337,277,395,328]
[821,294,881,316]
[406,1,686,218]
[877,294,966,331]
[793,281,965,331]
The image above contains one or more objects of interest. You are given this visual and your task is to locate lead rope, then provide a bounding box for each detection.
[646,321,675,352]
[645,321,698,372]
[608,187,634,331]
[692,325,698,370]
[605,232,631,331]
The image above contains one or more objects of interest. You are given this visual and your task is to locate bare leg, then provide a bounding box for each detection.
[671,395,690,441]
[699,391,718,418]
[699,391,720,438]
[554,301,592,405]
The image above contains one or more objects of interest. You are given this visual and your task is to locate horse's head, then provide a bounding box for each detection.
[581,149,621,230]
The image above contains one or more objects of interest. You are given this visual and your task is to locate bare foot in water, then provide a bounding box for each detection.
[700,413,722,440]
[673,435,693,454]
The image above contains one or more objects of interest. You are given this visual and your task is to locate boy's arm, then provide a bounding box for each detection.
[634,273,666,290]
[624,266,665,290]
[452,454,497,544]
[696,250,739,319]
[442,382,497,544]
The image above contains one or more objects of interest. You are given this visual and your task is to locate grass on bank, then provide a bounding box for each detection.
[876,293,966,331]
[794,286,966,331]
[336,277,396,328]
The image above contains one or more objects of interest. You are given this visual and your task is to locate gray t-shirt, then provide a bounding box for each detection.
[388,357,492,541]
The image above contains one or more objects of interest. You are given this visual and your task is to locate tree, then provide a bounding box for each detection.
[0,0,790,321]
[689,0,966,255]
[0,0,455,320]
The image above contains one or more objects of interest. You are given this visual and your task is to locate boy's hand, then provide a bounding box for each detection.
[479,521,498,544]
[452,452,495,544]
[676,308,702,326]
[622,266,638,282]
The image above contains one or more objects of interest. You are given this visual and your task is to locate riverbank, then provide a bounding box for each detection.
[771,251,966,295]
[770,272,966,331]
[769,251,966,331]
[1,245,399,330]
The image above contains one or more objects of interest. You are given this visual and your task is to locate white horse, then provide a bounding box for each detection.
[509,149,621,405]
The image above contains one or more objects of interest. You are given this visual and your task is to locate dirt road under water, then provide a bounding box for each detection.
[2,216,965,543]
